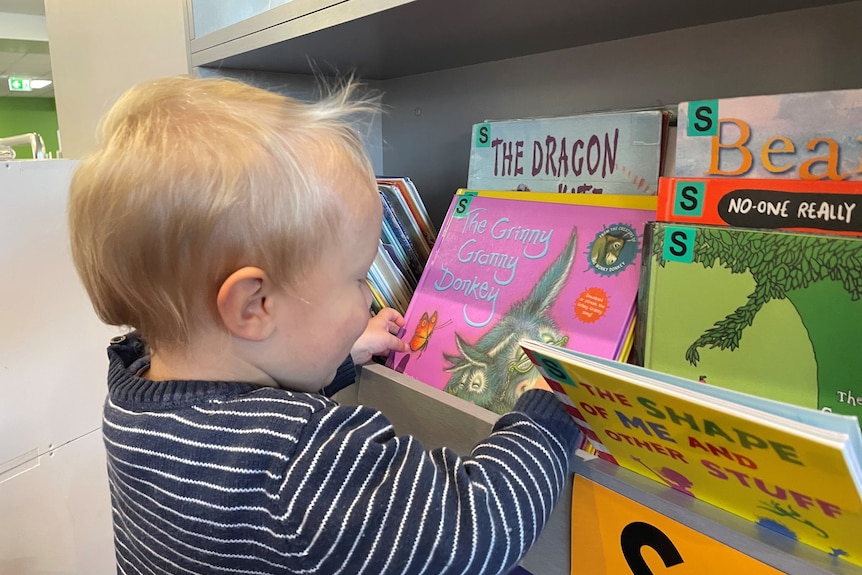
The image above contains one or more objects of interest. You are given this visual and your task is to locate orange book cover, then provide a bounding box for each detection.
[571,475,785,574]
[657,177,862,237]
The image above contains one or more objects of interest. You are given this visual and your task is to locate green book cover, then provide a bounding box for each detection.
[641,222,862,418]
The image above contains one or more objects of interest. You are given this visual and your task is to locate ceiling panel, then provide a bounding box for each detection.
[0,0,44,15]
[0,1,52,98]
[11,52,51,76]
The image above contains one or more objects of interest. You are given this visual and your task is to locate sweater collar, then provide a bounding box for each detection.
[106,332,259,410]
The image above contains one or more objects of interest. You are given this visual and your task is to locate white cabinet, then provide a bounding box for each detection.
[0,160,119,573]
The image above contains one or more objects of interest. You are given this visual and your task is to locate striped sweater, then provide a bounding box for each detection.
[103,333,580,574]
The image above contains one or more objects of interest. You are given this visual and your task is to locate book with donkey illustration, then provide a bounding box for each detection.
[387,190,655,414]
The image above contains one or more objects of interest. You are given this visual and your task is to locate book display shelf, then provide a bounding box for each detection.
[341,364,862,574]
[188,0,862,572]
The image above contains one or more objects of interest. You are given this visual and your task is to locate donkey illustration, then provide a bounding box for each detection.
[443,228,578,413]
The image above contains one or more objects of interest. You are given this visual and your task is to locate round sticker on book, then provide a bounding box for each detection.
[587,223,640,276]
[574,287,609,323]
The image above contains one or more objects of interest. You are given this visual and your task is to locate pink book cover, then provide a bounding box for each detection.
[386,192,653,414]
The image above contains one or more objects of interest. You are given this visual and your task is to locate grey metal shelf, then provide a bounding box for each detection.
[190,0,857,80]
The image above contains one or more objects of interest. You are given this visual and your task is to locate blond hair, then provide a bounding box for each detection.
[69,75,381,349]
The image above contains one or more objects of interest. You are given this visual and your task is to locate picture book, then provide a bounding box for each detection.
[379,186,423,287]
[386,190,655,414]
[571,475,785,574]
[520,339,862,566]
[378,179,433,260]
[368,243,411,314]
[657,177,862,237]
[366,178,437,316]
[638,221,862,419]
[377,176,437,252]
[675,88,862,181]
[468,110,667,195]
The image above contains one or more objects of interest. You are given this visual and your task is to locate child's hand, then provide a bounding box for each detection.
[351,307,409,365]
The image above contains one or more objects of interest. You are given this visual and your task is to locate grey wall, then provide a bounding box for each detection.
[378,2,862,227]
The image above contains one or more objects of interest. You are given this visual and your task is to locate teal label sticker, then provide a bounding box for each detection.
[662,226,696,263]
[475,123,491,148]
[535,355,576,386]
[686,100,718,137]
[452,192,477,219]
[587,223,640,276]
[673,181,705,217]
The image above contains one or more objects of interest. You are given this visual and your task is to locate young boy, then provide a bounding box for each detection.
[68,75,581,574]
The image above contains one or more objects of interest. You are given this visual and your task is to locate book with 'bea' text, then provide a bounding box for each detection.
[675,88,862,181]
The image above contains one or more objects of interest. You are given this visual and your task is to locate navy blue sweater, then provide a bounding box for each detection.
[103,333,580,574]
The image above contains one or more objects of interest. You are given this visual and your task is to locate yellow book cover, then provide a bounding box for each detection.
[520,339,862,567]
[455,188,658,211]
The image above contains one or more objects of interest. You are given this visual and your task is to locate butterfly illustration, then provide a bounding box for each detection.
[409,311,452,355]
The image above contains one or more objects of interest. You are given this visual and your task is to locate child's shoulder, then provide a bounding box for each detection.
[224,387,339,414]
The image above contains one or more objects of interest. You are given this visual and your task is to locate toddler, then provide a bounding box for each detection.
[68,75,581,574]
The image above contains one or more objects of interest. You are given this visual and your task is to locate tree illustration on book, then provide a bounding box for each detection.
[646,224,862,417]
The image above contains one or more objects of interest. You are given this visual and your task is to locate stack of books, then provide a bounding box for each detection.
[387,107,670,414]
[636,88,862,420]
[369,177,437,315]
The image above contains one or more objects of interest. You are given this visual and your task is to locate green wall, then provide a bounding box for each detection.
[0,97,60,159]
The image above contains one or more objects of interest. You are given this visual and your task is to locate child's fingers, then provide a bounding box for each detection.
[376,306,405,326]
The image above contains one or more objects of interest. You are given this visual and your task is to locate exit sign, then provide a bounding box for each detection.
[8,77,31,92]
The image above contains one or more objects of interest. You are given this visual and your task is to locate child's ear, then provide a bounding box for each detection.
[217,267,277,341]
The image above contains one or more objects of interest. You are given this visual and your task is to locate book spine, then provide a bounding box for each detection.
[378,177,437,247]
[379,189,425,285]
[655,177,678,223]
[400,177,437,244]
[630,221,656,368]
[380,183,432,260]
